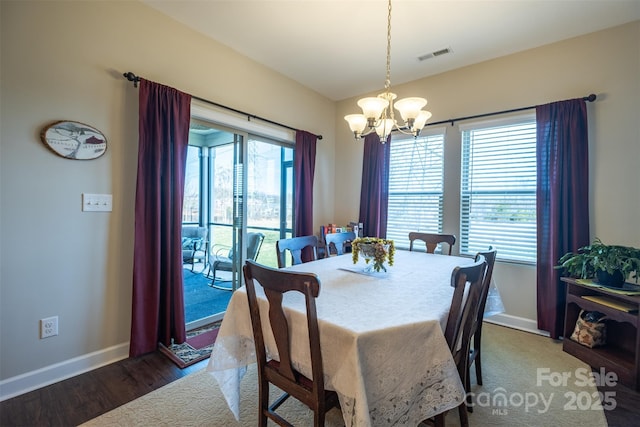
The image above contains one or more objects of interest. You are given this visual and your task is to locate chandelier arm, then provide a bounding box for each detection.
[356,122,419,140]
[361,127,377,137]
[395,126,418,137]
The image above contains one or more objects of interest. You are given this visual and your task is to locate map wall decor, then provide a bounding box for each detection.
[40,120,107,160]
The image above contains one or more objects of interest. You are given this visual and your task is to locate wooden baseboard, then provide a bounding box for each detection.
[0,342,129,401]
[484,313,550,337]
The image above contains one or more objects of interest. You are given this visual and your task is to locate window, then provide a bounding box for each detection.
[182,145,201,224]
[386,130,445,249]
[460,116,536,263]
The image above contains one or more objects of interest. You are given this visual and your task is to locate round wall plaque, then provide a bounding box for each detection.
[40,120,107,160]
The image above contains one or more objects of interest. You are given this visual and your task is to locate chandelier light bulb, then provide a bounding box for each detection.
[344,114,368,136]
[357,97,389,122]
[412,110,433,133]
[411,111,431,136]
[375,118,396,141]
[394,97,428,122]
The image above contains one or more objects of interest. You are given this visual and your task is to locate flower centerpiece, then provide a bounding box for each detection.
[352,237,395,272]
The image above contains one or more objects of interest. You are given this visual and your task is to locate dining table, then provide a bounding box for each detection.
[206,249,473,426]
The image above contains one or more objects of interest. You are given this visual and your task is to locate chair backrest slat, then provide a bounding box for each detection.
[243,260,325,399]
[408,232,456,255]
[276,235,319,268]
[324,231,356,256]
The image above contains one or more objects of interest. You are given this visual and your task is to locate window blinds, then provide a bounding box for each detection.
[387,132,445,250]
[460,117,537,262]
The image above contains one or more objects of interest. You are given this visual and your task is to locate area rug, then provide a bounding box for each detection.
[158,322,221,368]
[183,269,233,323]
[83,323,609,426]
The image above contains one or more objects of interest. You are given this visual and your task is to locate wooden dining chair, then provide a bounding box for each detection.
[467,246,498,401]
[275,235,320,268]
[324,231,356,256]
[430,256,488,427]
[243,260,340,427]
[408,232,456,255]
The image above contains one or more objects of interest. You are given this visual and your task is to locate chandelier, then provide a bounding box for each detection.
[344,0,432,142]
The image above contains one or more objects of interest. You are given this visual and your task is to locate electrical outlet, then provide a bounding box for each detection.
[40,316,58,339]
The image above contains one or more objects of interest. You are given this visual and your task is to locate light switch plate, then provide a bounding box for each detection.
[82,193,112,212]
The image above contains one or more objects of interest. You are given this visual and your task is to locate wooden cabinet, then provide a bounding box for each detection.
[562,277,640,390]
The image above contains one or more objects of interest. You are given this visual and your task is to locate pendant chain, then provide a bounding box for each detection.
[385,0,392,92]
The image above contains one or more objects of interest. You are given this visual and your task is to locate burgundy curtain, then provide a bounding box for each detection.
[294,130,317,261]
[130,79,191,357]
[536,98,590,339]
[358,133,391,238]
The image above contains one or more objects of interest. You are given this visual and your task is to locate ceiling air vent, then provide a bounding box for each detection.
[418,47,452,61]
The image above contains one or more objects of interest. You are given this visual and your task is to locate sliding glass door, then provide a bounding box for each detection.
[182,122,245,329]
[183,121,293,329]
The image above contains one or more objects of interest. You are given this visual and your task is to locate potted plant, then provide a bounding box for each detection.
[556,238,640,288]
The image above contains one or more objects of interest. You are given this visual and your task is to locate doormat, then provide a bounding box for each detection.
[158,321,222,368]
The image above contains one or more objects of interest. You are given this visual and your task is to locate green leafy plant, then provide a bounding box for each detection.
[556,238,640,285]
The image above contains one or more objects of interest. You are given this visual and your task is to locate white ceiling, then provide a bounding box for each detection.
[142,0,640,101]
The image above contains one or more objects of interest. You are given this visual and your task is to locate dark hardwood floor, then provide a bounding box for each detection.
[1,352,639,426]
[0,352,207,427]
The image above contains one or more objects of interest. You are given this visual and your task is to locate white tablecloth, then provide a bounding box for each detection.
[207,250,471,426]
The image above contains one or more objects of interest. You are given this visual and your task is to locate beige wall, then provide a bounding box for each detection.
[335,21,640,330]
[1,0,638,398]
[0,0,335,392]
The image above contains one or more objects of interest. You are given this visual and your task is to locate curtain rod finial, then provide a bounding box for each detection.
[123,72,140,88]
[586,94,596,102]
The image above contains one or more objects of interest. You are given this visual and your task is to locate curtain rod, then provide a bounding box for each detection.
[122,72,323,140]
[425,93,597,127]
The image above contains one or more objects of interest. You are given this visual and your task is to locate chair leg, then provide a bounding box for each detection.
[475,352,483,385]
[466,365,474,412]
[258,382,268,427]
[191,257,207,274]
[314,410,325,427]
[457,402,469,427]
[209,264,233,291]
[474,332,483,386]
[209,265,217,287]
